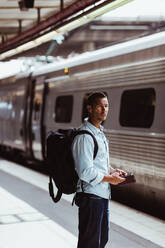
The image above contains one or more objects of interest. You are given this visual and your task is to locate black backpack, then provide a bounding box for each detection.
[47,128,98,203]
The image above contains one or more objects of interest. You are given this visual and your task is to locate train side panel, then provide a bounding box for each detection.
[0,79,27,152]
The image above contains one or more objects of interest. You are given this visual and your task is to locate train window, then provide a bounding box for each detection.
[0,96,10,120]
[55,95,73,123]
[81,92,108,123]
[119,88,155,128]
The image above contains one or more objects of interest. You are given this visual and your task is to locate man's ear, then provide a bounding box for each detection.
[87,105,92,114]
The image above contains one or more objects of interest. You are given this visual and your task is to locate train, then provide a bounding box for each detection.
[0,31,165,218]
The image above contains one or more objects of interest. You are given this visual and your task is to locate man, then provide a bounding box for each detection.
[72,92,127,248]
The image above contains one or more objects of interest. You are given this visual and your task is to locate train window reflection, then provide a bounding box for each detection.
[120,88,155,128]
[55,95,73,123]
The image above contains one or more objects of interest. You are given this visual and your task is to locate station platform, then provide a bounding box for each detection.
[0,158,165,248]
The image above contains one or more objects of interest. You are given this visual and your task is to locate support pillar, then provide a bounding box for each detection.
[37,8,41,24]
[18,20,22,34]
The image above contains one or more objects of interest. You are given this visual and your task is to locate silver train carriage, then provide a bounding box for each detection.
[0,31,165,218]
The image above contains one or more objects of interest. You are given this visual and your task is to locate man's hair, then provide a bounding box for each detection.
[87,92,107,106]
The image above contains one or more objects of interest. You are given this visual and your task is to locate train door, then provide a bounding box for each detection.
[22,77,33,158]
[31,77,47,160]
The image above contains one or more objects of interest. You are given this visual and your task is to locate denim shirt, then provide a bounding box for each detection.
[72,120,111,199]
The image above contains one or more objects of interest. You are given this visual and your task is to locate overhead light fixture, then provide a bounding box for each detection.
[18,0,34,10]
[18,1,28,11]
[35,31,59,45]
[0,49,17,60]
[0,0,133,60]
[15,41,36,52]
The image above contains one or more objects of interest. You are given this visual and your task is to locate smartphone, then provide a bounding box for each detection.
[119,173,136,185]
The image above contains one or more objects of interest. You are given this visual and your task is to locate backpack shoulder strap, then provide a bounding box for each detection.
[74,130,98,159]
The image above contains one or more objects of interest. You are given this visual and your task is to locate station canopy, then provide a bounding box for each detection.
[0,0,165,79]
[0,0,133,60]
[0,0,165,61]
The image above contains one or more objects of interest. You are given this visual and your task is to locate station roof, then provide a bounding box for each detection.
[0,0,75,40]
[0,0,133,60]
[1,0,165,61]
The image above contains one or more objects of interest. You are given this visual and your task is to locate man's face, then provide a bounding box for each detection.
[87,97,109,122]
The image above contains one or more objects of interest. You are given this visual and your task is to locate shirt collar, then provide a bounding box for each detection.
[84,118,104,135]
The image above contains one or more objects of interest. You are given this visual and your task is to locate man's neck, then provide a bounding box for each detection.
[88,118,102,129]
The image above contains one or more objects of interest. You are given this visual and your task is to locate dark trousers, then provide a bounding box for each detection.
[75,193,110,248]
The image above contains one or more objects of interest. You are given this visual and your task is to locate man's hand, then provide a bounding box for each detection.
[113,169,127,177]
[110,167,127,177]
[101,172,126,185]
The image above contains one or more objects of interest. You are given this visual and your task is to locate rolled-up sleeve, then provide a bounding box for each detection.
[72,134,104,186]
